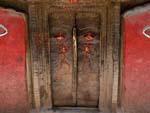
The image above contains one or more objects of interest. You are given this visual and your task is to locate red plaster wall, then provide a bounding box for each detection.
[0,8,29,113]
[123,4,150,113]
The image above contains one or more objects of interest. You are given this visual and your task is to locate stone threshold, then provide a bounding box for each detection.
[30,107,123,113]
[31,107,100,113]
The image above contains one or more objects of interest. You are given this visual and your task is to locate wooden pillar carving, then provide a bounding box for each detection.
[99,2,121,112]
[99,6,107,112]
[112,2,120,113]
[29,4,41,109]
[28,3,52,110]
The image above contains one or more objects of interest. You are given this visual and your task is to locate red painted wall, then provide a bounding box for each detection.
[123,4,150,113]
[0,8,29,113]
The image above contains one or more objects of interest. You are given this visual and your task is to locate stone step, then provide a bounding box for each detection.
[31,107,100,113]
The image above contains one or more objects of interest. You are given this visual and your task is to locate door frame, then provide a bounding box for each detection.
[28,1,121,113]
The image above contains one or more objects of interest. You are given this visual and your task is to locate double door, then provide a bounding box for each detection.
[50,13,100,107]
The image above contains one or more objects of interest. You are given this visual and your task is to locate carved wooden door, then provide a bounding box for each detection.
[50,13,100,107]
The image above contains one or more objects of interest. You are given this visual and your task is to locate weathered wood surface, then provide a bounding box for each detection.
[27,1,120,113]
[26,0,121,113]
[76,13,100,107]
[112,3,120,113]
[50,13,75,106]
[29,4,52,109]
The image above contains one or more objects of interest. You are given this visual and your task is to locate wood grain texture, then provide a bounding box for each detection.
[49,13,75,106]
[27,1,120,112]
[29,4,52,109]
[76,13,100,107]
[112,3,120,113]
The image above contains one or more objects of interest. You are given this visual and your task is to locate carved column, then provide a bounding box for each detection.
[28,3,52,110]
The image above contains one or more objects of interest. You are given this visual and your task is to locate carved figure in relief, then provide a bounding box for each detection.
[54,33,71,72]
[80,32,95,72]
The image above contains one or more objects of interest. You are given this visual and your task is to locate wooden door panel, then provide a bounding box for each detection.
[50,13,75,106]
[76,13,100,107]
